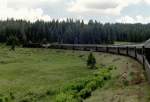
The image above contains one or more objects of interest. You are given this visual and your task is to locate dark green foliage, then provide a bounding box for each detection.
[9,92,15,100]
[86,81,97,91]
[0,66,115,102]
[55,93,81,102]
[4,97,8,102]
[55,66,115,102]
[20,96,32,102]
[42,38,48,44]
[7,35,18,51]
[0,96,9,102]
[123,80,129,86]
[46,90,55,95]
[79,88,92,99]
[0,19,149,45]
[0,98,3,102]
[87,52,96,69]
[19,92,43,102]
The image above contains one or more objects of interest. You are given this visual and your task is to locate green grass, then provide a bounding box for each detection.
[0,46,96,102]
[84,53,150,102]
[0,45,148,102]
[114,41,135,45]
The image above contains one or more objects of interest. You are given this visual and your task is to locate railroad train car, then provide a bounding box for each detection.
[23,40,150,82]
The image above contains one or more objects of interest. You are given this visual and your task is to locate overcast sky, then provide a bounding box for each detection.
[0,0,150,23]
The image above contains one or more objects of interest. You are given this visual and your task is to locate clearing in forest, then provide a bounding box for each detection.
[0,45,148,102]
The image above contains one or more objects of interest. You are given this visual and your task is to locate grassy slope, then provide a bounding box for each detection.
[85,54,150,102]
[0,45,149,102]
[0,46,96,101]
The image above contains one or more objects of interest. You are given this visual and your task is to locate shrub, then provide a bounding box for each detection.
[55,66,115,102]
[46,89,56,96]
[20,96,33,102]
[86,81,97,91]
[78,88,92,99]
[87,52,96,69]
[92,77,104,87]
[122,79,129,86]
[55,93,81,102]
[9,92,15,100]
[0,96,9,102]
[7,35,19,51]
[0,98,3,102]
[62,78,92,93]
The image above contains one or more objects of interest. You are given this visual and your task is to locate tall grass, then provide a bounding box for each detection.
[55,66,116,102]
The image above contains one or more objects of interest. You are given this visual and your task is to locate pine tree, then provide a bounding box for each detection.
[87,52,96,69]
[7,35,17,51]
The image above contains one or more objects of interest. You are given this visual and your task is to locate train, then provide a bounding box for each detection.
[23,42,150,82]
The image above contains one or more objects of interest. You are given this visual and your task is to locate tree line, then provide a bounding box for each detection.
[0,19,150,45]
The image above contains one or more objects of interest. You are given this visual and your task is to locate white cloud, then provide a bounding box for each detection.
[0,0,150,23]
[0,7,51,22]
[68,0,142,15]
[6,0,63,8]
[116,15,150,24]
[144,0,150,4]
[0,0,52,22]
[116,16,136,23]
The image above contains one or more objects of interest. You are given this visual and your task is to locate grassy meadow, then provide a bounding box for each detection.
[0,45,149,102]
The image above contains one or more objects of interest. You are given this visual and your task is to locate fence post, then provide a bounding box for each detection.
[126,46,129,55]
[95,46,98,51]
[117,47,120,54]
[106,46,109,52]
[134,46,137,59]
[142,46,145,69]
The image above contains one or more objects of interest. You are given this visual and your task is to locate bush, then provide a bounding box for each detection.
[87,52,96,69]
[7,35,19,51]
[122,79,129,86]
[9,92,15,100]
[46,90,56,95]
[62,78,92,93]
[0,98,3,102]
[55,66,115,102]
[55,93,81,102]
[19,96,33,102]
[0,95,10,102]
[86,81,97,91]
[78,88,92,99]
